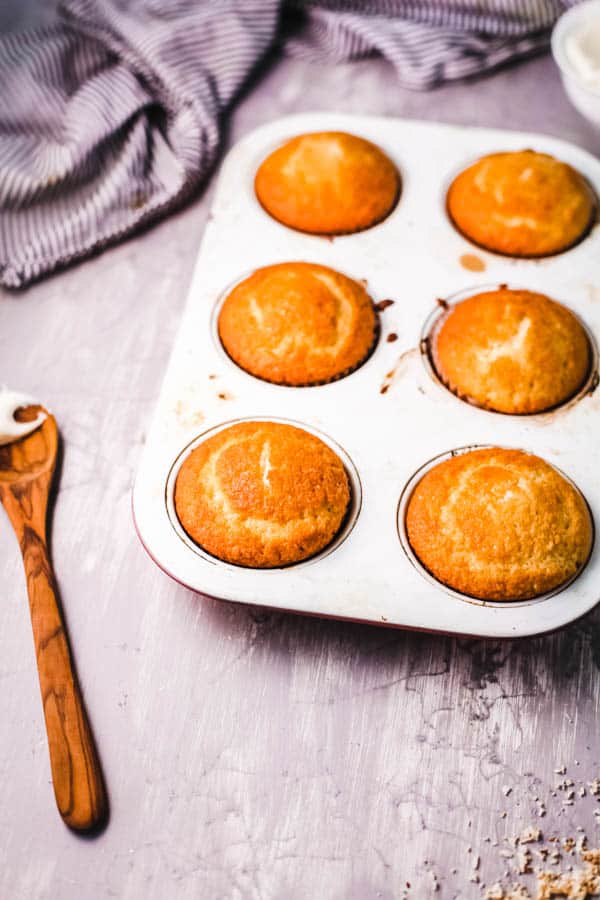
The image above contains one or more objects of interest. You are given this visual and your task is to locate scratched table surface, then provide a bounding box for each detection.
[2,5,600,899]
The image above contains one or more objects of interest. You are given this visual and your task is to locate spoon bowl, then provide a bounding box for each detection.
[0,412,57,482]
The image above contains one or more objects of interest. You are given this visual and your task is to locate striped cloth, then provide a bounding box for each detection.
[287,1,581,89]
[0,0,581,289]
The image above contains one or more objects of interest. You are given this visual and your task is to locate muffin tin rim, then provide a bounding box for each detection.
[419,281,599,418]
[164,415,363,572]
[396,443,596,608]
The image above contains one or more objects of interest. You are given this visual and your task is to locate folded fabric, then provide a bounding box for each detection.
[0,0,580,289]
[287,1,580,89]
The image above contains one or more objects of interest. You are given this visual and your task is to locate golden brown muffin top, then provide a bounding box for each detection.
[447,150,595,257]
[218,262,378,386]
[406,448,593,602]
[255,131,400,235]
[174,421,350,568]
[432,288,591,415]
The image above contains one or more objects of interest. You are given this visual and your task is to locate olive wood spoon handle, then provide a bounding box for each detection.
[0,415,107,831]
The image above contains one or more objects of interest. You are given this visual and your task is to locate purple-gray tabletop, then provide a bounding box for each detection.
[2,6,600,898]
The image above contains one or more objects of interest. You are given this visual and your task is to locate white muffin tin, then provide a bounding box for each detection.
[133,113,600,637]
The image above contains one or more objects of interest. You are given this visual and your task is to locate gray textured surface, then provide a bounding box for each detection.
[2,28,600,900]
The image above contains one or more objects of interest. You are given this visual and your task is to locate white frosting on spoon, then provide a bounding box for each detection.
[0,388,47,446]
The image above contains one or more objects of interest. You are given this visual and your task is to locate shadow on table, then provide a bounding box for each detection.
[189,586,600,700]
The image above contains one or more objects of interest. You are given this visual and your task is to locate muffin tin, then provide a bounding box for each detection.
[133,113,600,637]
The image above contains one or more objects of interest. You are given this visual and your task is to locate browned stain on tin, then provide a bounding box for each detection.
[387,332,398,343]
[380,347,418,394]
[174,400,205,428]
[380,368,395,394]
[208,373,218,380]
[436,297,449,310]
[459,253,486,273]
[585,283,600,303]
[218,391,235,401]
[375,299,395,312]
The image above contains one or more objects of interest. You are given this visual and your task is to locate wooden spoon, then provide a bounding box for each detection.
[0,411,107,832]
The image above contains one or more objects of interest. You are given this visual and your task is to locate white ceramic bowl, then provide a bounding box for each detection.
[552,0,600,127]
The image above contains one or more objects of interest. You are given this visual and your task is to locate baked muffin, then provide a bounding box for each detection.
[406,448,593,602]
[218,262,378,386]
[432,287,591,414]
[174,421,350,567]
[447,150,595,257]
[255,131,400,234]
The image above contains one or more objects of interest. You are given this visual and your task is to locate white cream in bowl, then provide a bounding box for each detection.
[565,17,600,88]
[552,0,600,126]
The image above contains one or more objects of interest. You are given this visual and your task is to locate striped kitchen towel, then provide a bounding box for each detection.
[0,0,581,289]
[287,1,581,89]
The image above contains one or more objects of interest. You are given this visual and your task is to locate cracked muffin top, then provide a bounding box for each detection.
[431,287,591,415]
[447,150,595,257]
[174,421,350,568]
[218,262,378,386]
[406,447,593,602]
[255,131,400,235]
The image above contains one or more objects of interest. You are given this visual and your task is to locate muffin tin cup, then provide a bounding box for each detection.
[441,154,599,260]
[133,112,600,638]
[210,272,382,389]
[396,444,595,609]
[165,416,362,570]
[420,282,600,417]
